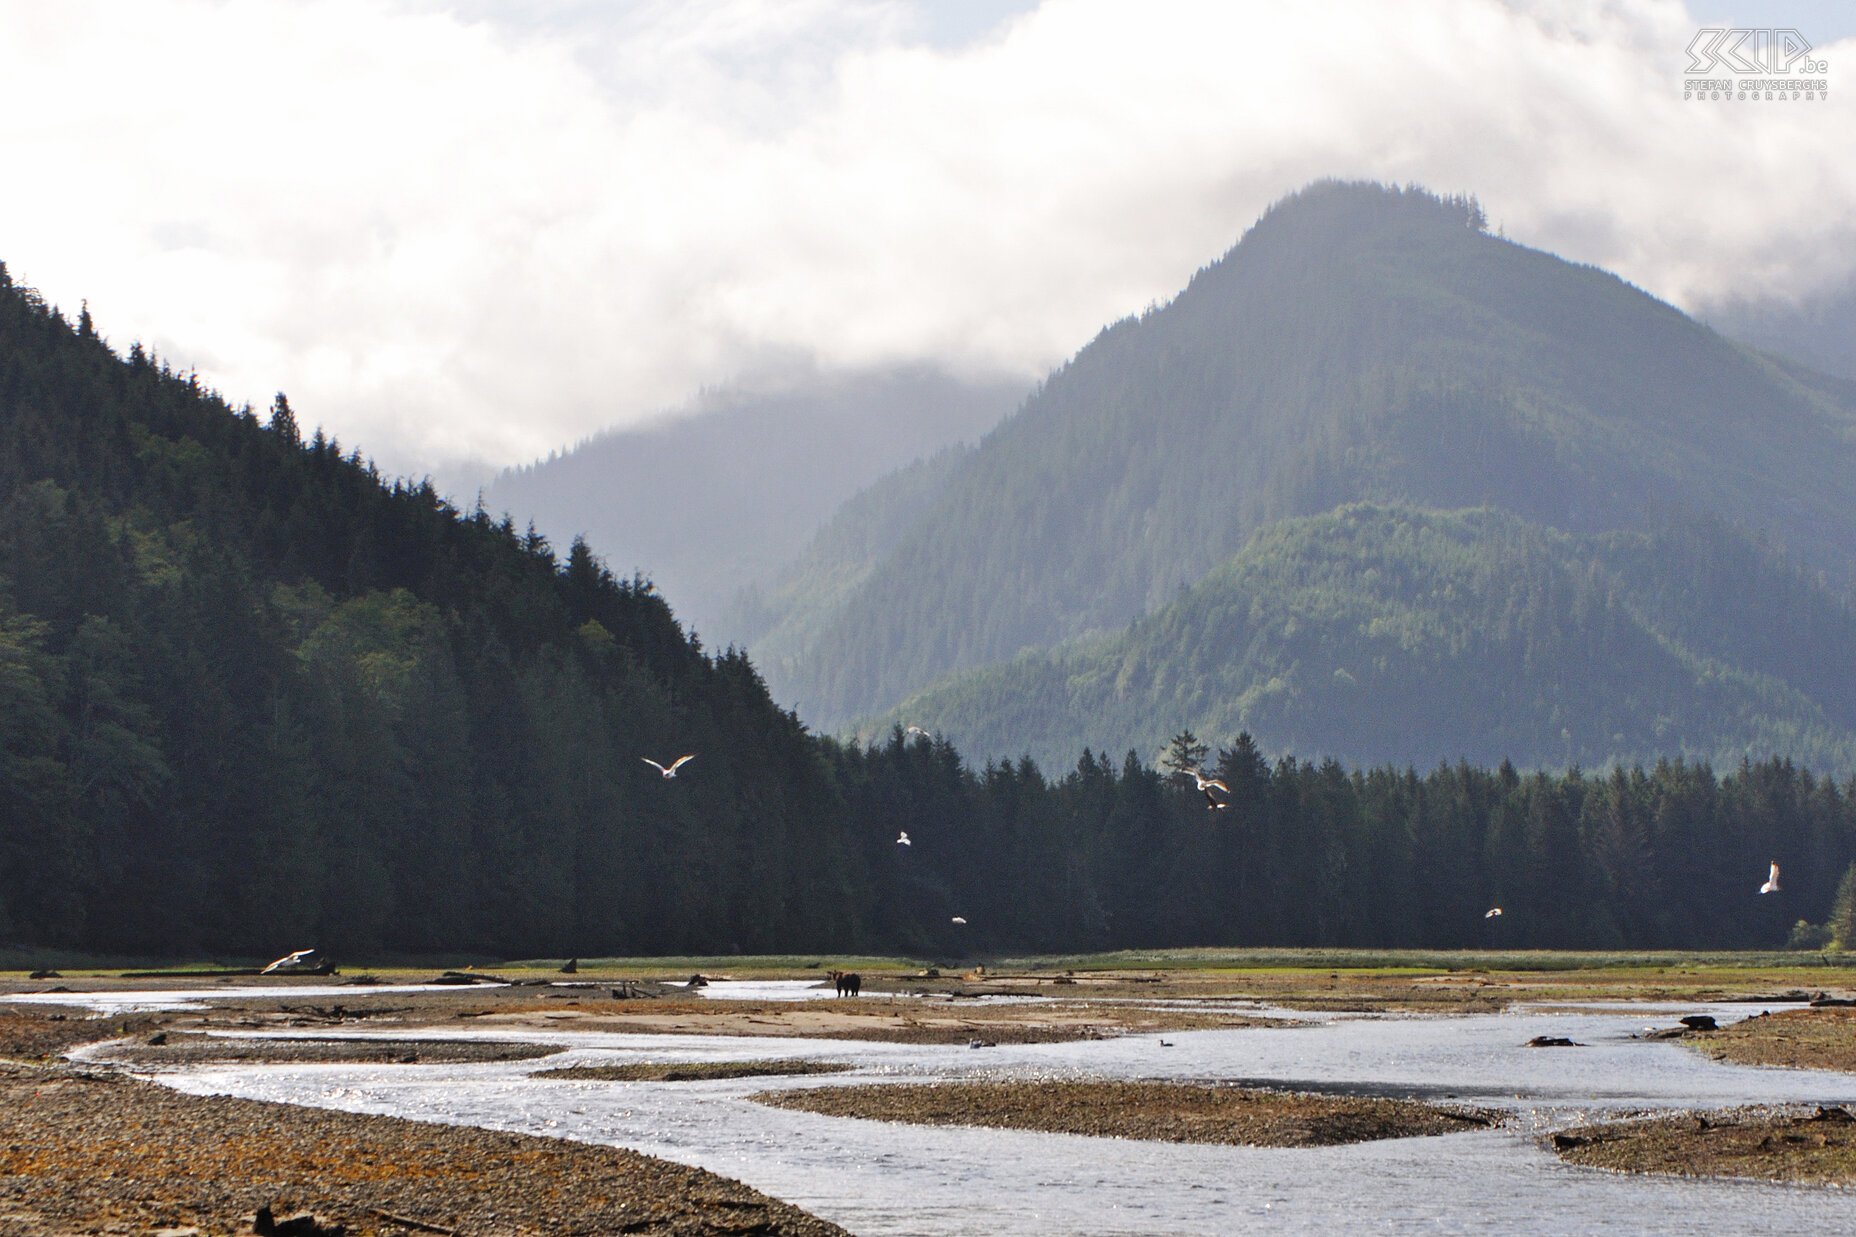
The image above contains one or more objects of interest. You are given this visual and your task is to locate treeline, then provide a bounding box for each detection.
[835,729,1856,953]
[1,266,1851,959]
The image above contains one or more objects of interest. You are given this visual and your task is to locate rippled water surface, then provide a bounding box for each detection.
[3,983,480,1012]
[697,978,851,1001]
[127,1000,1856,1235]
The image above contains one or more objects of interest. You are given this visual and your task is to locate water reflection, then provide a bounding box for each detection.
[2,982,481,1013]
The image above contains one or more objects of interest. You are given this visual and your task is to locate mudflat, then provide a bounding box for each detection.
[1544,1004,1856,1187]
[1550,1104,1856,1186]
[4,954,1855,1223]
[0,968,1286,1235]
[756,1079,1499,1146]
[535,1059,855,1083]
[1686,1005,1856,1073]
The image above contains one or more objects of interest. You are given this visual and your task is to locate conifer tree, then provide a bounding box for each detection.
[268,392,300,444]
[1830,861,1856,950]
[1160,730,1209,777]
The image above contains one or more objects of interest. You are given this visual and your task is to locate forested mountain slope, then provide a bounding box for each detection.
[6,254,1854,960]
[750,182,1856,730]
[723,444,972,669]
[0,266,866,957]
[871,504,1856,776]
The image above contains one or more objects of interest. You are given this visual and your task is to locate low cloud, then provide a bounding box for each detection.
[0,0,1847,481]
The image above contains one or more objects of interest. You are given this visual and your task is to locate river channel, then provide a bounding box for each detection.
[39,983,1856,1235]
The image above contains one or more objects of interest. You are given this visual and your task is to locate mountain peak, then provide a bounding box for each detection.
[1251,178,1490,244]
[748,182,1856,737]
[1182,180,1491,290]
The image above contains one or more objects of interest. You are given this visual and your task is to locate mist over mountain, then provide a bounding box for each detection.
[480,366,1024,644]
[1701,283,1856,384]
[723,443,973,661]
[747,181,1856,769]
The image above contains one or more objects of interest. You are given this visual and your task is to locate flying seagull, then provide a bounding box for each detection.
[951,916,968,925]
[642,754,696,778]
[1485,907,1503,919]
[1759,861,1781,894]
[261,948,328,975]
[905,725,931,739]
[1191,769,1230,810]
[896,831,912,846]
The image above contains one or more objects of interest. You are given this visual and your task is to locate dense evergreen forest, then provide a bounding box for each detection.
[874,504,1856,776]
[3,264,1854,958]
[0,265,862,958]
[834,731,1856,953]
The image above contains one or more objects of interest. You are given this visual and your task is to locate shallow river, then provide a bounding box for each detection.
[63,984,1856,1235]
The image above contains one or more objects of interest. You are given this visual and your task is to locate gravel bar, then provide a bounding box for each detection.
[757,1079,1499,1147]
[0,1061,846,1236]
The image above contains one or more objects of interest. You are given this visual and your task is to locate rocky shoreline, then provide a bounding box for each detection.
[1538,1003,1856,1186]
[0,1059,847,1236]
[1686,1004,1856,1073]
[0,974,1286,1237]
[3,963,1854,1230]
[1549,1104,1856,1185]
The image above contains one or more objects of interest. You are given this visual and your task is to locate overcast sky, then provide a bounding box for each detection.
[0,0,1849,485]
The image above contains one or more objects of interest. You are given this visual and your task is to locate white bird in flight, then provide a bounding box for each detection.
[905,725,931,739]
[1190,769,1230,810]
[951,916,968,925]
[642,754,696,778]
[261,948,325,974]
[1485,907,1503,919]
[1759,861,1781,894]
[896,831,911,846]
